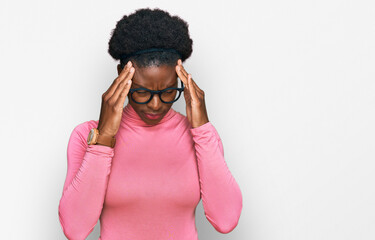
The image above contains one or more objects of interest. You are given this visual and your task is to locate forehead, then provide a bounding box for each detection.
[132,65,177,88]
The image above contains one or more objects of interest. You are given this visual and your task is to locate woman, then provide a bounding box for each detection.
[58,8,242,240]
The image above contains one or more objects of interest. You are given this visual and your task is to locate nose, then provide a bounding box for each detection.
[147,93,162,112]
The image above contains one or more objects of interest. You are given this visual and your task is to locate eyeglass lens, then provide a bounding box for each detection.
[132,89,180,103]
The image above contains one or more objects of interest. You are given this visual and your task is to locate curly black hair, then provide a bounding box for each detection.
[108,7,193,68]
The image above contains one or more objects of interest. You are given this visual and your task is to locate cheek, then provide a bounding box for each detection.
[129,101,138,108]
[129,102,147,115]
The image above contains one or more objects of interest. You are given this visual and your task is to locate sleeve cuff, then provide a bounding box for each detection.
[190,121,212,134]
[189,121,221,143]
[86,144,115,157]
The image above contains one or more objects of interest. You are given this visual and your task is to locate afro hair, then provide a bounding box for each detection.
[108,7,193,68]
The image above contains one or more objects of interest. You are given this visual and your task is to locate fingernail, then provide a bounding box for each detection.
[130,67,134,72]
[127,61,131,66]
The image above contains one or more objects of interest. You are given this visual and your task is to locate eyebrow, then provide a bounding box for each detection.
[132,81,177,89]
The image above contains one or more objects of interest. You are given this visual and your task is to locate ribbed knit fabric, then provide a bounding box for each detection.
[58,103,242,240]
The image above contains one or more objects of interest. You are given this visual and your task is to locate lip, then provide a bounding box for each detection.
[144,112,162,120]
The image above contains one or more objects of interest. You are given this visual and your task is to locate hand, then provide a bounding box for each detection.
[97,61,135,137]
[175,59,209,128]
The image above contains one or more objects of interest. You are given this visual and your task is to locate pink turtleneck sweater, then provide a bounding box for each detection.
[58,103,242,240]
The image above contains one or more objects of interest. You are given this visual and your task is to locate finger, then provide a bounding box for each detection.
[114,78,132,109]
[177,65,188,81]
[108,66,134,98]
[177,64,194,92]
[176,60,188,78]
[176,65,188,88]
[176,65,188,81]
[184,86,191,102]
[190,78,203,94]
[177,61,190,79]
[118,61,133,79]
[105,61,133,96]
[184,73,203,97]
[188,74,199,101]
[110,67,135,104]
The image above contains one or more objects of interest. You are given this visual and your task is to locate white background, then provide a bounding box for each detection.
[1,0,374,239]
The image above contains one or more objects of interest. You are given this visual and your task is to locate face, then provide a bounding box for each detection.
[117,63,178,125]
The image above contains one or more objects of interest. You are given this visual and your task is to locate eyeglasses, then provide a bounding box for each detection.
[129,78,185,104]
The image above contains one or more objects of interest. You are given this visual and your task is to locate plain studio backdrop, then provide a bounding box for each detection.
[1,0,374,239]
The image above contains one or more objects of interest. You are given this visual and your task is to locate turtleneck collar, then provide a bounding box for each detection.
[121,103,177,127]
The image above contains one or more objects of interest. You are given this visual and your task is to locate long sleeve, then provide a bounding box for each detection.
[58,123,114,240]
[190,121,243,234]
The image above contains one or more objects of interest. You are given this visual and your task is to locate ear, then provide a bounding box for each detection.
[117,64,122,75]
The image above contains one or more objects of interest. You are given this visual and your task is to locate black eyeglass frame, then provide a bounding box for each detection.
[129,78,185,104]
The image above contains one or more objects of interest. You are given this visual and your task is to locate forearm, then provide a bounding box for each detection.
[58,145,114,240]
[190,122,243,234]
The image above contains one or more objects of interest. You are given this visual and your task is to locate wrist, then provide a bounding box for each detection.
[87,128,116,148]
[95,142,114,148]
[97,128,116,138]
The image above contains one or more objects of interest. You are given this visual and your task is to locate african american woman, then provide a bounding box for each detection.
[58,7,243,240]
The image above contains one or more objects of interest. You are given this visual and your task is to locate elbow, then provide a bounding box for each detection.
[207,208,242,234]
[215,218,240,234]
[208,195,243,234]
[58,206,94,240]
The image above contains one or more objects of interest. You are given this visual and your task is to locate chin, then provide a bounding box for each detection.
[143,119,161,125]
